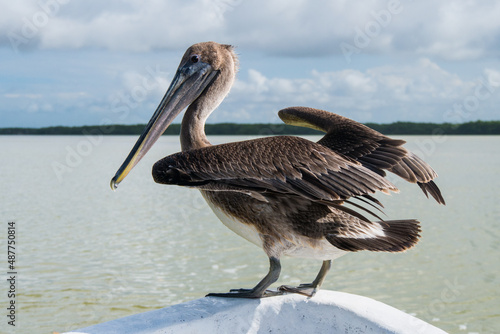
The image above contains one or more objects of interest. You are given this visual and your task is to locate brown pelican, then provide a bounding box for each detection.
[111,42,445,298]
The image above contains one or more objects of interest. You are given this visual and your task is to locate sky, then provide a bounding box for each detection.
[1,0,500,128]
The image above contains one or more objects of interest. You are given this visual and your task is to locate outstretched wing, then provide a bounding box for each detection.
[152,136,398,220]
[278,106,445,204]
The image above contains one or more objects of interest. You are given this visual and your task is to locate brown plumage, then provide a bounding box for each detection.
[111,41,445,299]
[279,106,445,204]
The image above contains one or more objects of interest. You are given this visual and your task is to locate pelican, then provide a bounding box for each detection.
[111,41,445,298]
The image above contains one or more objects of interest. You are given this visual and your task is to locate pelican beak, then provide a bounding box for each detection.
[110,61,218,190]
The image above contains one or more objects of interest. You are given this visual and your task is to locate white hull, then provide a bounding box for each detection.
[65,290,448,334]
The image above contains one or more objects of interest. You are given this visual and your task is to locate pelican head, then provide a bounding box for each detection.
[110,42,238,190]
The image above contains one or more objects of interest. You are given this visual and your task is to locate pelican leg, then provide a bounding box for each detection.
[278,260,332,297]
[206,257,284,298]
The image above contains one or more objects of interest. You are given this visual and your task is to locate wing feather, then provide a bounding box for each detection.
[279,106,445,204]
[152,136,397,208]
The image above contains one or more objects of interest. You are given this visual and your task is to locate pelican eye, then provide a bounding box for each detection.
[190,54,200,63]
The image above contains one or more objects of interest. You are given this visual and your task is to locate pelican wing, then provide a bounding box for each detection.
[153,136,397,210]
[279,107,445,204]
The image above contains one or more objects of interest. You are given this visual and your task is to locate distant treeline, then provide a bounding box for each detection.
[1,120,500,136]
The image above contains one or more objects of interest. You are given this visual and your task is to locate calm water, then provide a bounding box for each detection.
[0,135,499,333]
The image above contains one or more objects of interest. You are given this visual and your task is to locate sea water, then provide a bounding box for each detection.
[0,135,498,333]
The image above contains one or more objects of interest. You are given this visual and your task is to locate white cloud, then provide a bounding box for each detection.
[2,52,499,127]
[413,2,500,60]
[1,0,500,127]
[2,0,500,60]
[213,59,499,124]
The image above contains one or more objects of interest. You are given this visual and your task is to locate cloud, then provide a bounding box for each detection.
[213,59,499,124]
[396,1,500,60]
[2,54,499,127]
[2,0,500,60]
[1,1,499,127]
[2,0,233,52]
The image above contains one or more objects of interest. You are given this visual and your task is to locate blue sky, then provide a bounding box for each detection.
[1,0,500,127]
